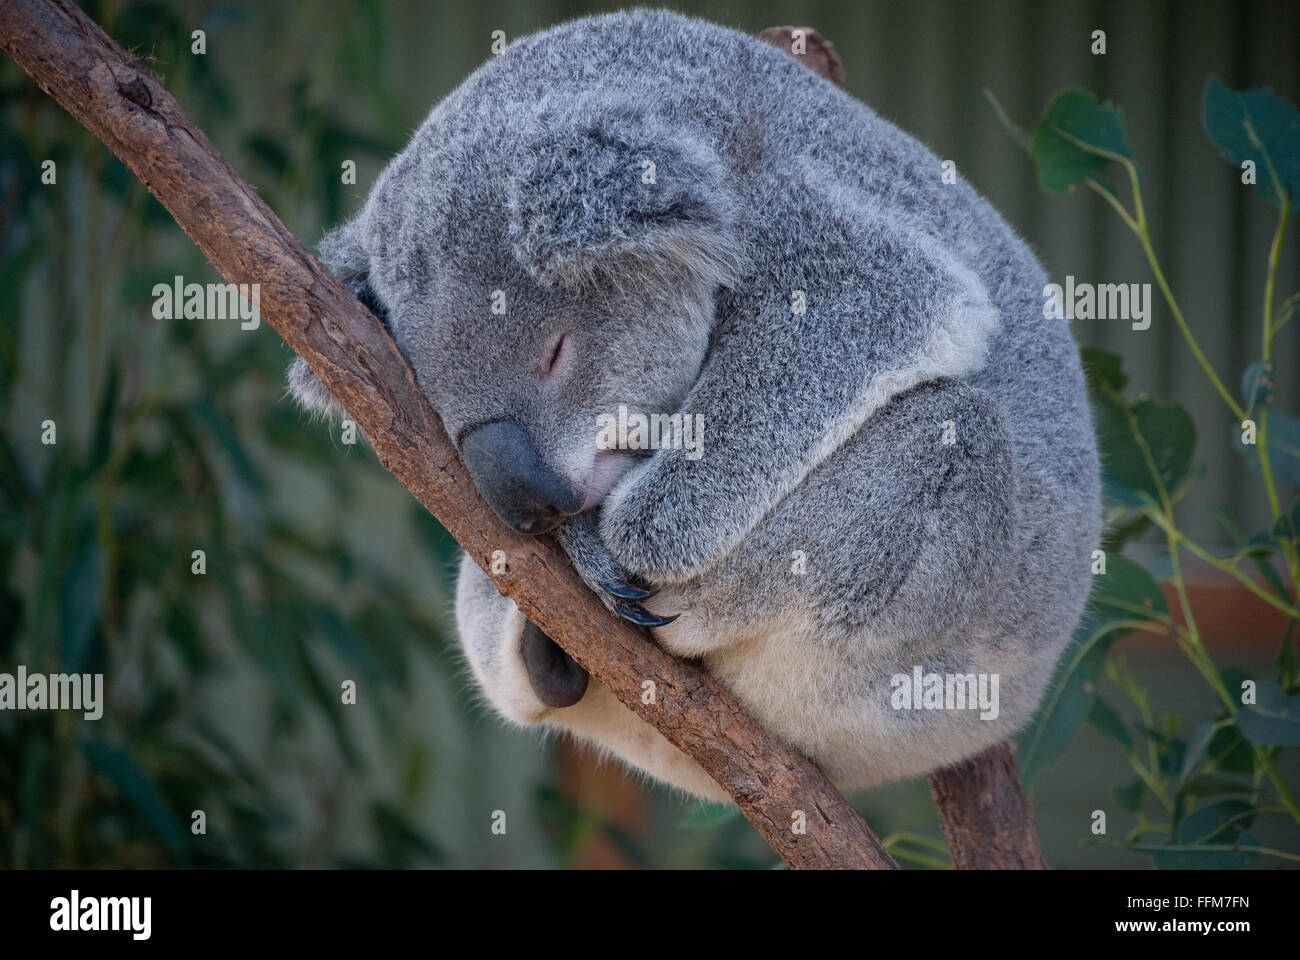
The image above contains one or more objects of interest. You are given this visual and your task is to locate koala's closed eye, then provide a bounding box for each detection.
[537,331,570,379]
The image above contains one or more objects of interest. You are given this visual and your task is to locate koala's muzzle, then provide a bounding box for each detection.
[460,419,584,534]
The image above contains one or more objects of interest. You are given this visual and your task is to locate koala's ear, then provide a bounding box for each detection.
[287,219,390,416]
[506,103,745,291]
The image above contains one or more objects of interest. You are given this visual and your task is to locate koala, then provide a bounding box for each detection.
[289,10,1101,804]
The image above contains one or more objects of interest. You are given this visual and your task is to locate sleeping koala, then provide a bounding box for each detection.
[289,9,1101,803]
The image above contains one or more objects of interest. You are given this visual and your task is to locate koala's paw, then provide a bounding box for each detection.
[555,512,678,627]
[598,457,724,586]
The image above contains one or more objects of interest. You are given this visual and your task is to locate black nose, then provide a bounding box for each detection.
[459,419,584,534]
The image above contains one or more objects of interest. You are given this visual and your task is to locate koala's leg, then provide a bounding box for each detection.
[651,376,1017,658]
[648,379,1031,789]
[454,552,729,801]
[454,553,588,726]
[598,205,1001,586]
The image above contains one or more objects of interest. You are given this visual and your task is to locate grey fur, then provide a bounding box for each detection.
[290,9,1100,799]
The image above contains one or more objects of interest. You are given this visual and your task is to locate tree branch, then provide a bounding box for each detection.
[0,0,899,869]
[929,742,1048,869]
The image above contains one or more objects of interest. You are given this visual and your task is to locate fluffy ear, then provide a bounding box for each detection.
[287,219,390,416]
[506,101,745,292]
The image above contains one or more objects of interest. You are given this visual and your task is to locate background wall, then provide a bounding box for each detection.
[2,0,1298,869]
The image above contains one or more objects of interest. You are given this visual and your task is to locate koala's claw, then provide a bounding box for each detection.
[600,579,658,601]
[611,599,679,628]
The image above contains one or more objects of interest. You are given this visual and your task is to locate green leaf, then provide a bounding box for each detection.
[1209,506,1288,597]
[58,541,101,674]
[86,363,120,477]
[1121,399,1197,497]
[1175,798,1254,844]
[1203,76,1300,211]
[1083,348,1191,527]
[1016,612,1134,789]
[1240,409,1300,485]
[1178,772,1256,798]
[1207,717,1257,775]
[1115,778,1144,812]
[1081,345,1128,393]
[1017,555,1166,787]
[1136,726,1186,777]
[84,741,189,863]
[1180,720,1222,781]
[1241,359,1274,410]
[1146,836,1260,870]
[1030,89,1134,194]
[1088,696,1133,748]
[1093,553,1169,620]
[1236,681,1300,745]
[189,399,266,493]
[1090,365,1196,500]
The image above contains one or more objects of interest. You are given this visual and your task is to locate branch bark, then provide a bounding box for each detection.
[0,0,900,869]
[929,742,1049,869]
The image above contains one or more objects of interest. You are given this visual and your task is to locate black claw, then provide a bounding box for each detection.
[611,599,679,628]
[601,579,658,601]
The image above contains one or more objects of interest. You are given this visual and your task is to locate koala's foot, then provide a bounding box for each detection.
[455,552,586,724]
[555,511,677,627]
[520,621,588,707]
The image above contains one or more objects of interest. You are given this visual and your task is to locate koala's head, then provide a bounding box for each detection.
[289,92,745,534]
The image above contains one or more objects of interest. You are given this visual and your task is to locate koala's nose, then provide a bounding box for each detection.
[459,419,584,534]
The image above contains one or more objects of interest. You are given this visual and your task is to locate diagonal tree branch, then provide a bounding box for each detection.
[0,0,898,869]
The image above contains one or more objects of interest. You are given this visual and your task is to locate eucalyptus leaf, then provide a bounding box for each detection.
[1092,553,1168,620]
[1088,696,1133,748]
[1203,76,1300,211]
[1175,798,1254,844]
[1030,90,1134,194]
[1115,778,1144,812]
[1147,836,1260,869]
[1017,612,1135,788]
[1236,681,1300,745]
[1177,772,1256,798]
[1241,359,1274,410]
[1081,345,1129,393]
[1237,408,1300,484]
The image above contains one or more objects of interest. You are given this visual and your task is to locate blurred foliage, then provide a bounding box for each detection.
[993,79,1300,867]
[0,0,458,868]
